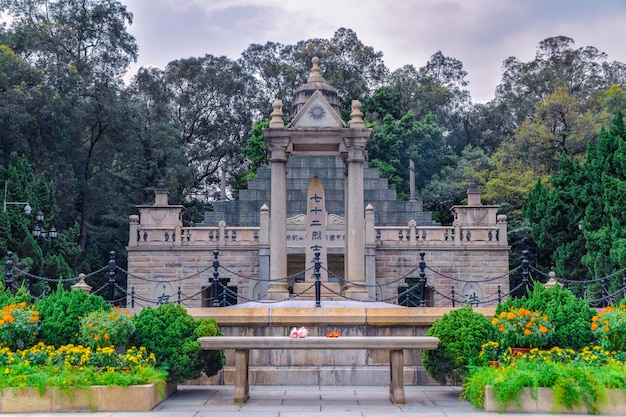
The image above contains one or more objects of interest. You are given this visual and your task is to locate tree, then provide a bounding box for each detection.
[0,153,78,291]
[240,28,389,121]
[511,87,600,174]
[494,36,626,128]
[1,0,138,251]
[385,52,470,123]
[523,157,587,279]
[367,112,456,200]
[580,114,626,278]
[158,55,259,203]
[422,145,492,223]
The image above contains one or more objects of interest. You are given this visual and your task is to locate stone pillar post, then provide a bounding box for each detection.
[497,214,508,246]
[409,160,416,202]
[343,100,370,300]
[265,100,290,300]
[128,215,139,246]
[258,205,270,299]
[365,204,377,300]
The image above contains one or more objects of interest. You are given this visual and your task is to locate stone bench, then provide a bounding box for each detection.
[197,335,439,404]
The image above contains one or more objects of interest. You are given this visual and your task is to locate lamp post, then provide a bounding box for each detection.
[32,210,57,242]
[3,181,31,214]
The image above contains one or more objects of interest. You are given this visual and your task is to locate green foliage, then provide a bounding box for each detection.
[35,285,111,347]
[423,305,498,385]
[0,284,32,307]
[78,308,135,349]
[131,303,223,383]
[496,283,595,350]
[195,317,226,377]
[368,112,457,200]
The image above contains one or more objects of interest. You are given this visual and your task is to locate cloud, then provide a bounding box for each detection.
[122,0,626,103]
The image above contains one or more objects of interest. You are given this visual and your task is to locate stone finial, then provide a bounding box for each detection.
[349,100,365,127]
[308,56,325,82]
[544,271,562,289]
[71,273,92,293]
[269,99,284,128]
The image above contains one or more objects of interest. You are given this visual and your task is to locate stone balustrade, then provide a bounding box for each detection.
[375,225,505,246]
[130,223,505,247]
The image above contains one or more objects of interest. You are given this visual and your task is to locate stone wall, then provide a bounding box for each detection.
[127,244,509,308]
[127,248,259,307]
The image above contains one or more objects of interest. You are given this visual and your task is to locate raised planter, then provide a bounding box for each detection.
[485,386,626,414]
[0,382,176,413]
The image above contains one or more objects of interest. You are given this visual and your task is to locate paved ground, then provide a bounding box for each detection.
[2,384,619,417]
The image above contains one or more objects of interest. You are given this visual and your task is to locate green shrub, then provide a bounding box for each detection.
[497,283,594,350]
[78,307,135,349]
[196,317,226,377]
[0,285,33,307]
[35,284,111,347]
[132,303,224,383]
[423,305,498,385]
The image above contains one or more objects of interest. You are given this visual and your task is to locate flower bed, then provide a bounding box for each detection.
[0,343,171,411]
[464,346,626,414]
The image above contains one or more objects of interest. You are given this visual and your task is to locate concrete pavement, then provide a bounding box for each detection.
[0,384,618,416]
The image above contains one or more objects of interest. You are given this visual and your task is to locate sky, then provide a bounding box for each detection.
[120,0,626,104]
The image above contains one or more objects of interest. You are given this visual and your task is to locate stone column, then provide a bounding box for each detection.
[343,100,370,300]
[265,100,290,300]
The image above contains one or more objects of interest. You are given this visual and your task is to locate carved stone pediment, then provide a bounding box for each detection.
[287,214,307,226]
[289,90,345,128]
[328,214,345,226]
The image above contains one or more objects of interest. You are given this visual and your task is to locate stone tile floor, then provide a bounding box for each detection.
[0,384,620,416]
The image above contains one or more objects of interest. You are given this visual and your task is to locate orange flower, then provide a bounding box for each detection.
[103,333,109,340]
[539,325,548,333]
[523,329,531,336]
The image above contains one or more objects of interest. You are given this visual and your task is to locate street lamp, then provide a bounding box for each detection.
[2,181,31,214]
[32,210,57,242]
